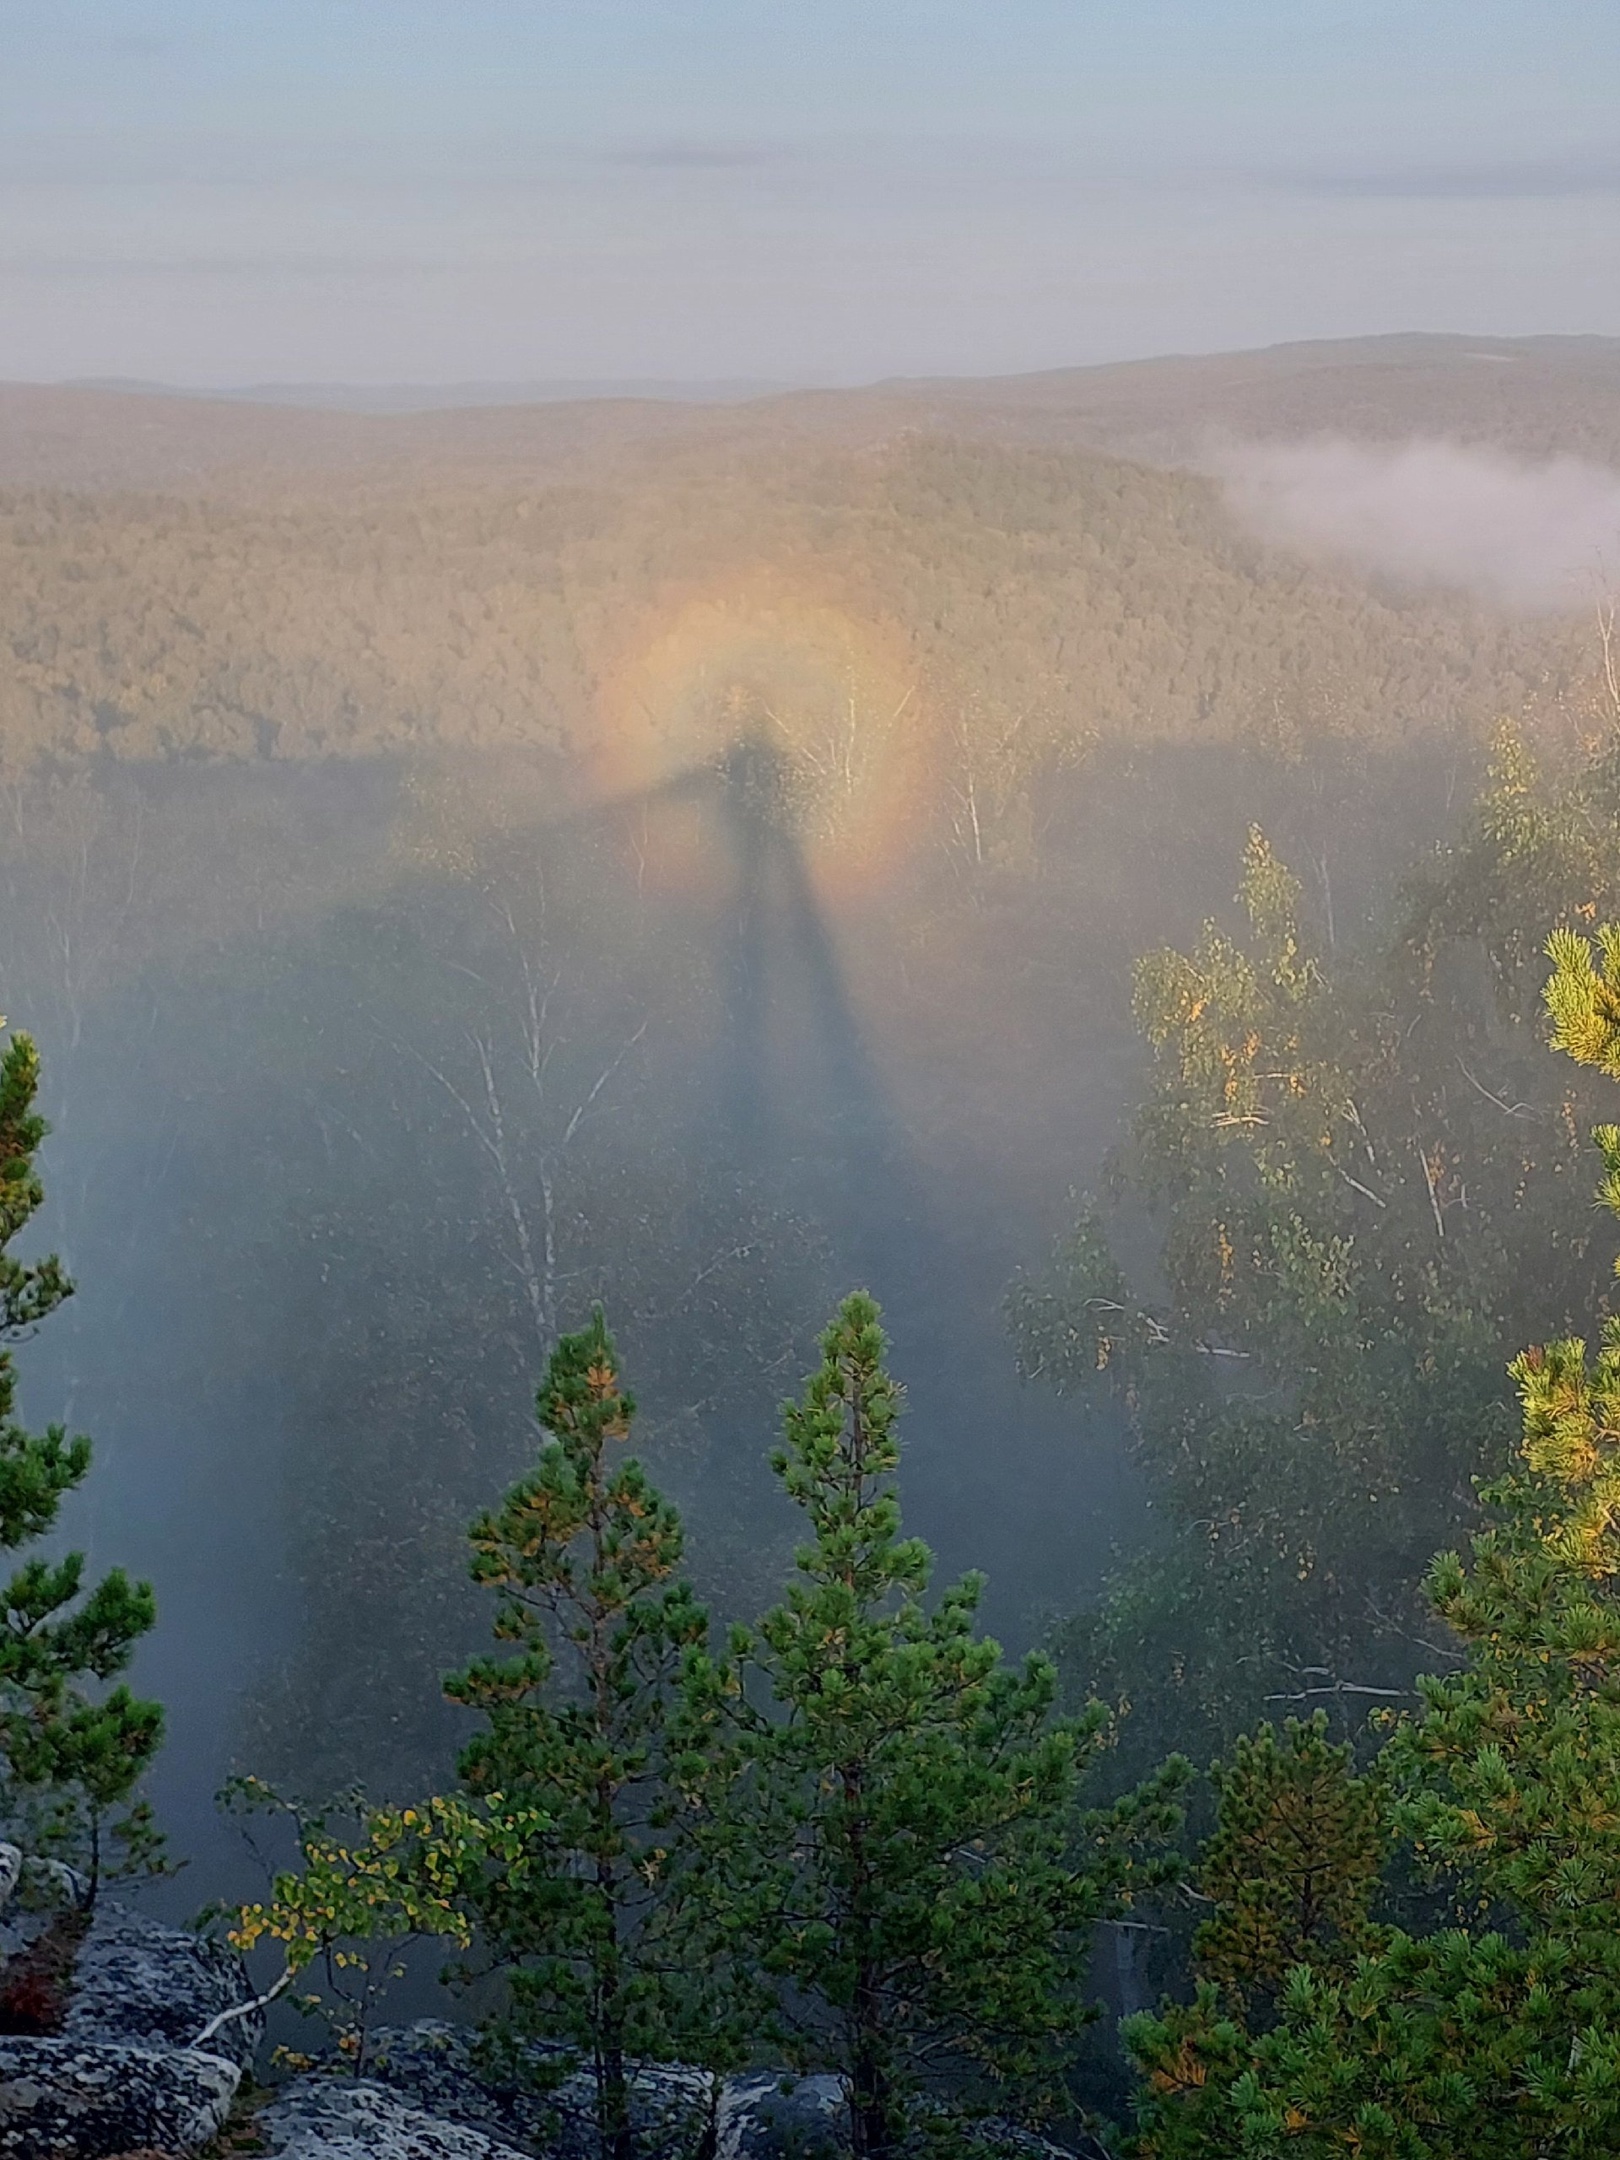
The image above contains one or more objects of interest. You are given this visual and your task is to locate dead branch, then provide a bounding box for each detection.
[1457,1059,1539,1120]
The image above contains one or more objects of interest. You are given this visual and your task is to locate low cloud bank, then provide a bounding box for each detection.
[1218,438,1620,611]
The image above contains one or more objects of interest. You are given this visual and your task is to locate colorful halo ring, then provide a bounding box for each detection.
[584,576,933,901]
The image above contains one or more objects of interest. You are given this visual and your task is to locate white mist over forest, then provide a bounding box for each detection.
[1219,434,1620,608]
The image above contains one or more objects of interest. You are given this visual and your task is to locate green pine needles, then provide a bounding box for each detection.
[435,1294,1187,2160]
[682,1292,1187,2158]
[1544,922,1620,1081]
[0,1027,163,1895]
[445,1310,726,2160]
[1193,1714,1387,2015]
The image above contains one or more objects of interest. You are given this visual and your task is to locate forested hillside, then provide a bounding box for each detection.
[0,434,1588,777]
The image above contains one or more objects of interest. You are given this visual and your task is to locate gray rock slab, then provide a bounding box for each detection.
[60,1896,264,2068]
[715,2071,846,2158]
[962,2128,1109,2160]
[366,2023,560,2149]
[368,2021,715,2158]
[20,1858,90,1908]
[0,1854,84,1970]
[0,1902,52,1970]
[0,2033,239,2157]
[258,2077,538,2160]
[357,2019,1105,2160]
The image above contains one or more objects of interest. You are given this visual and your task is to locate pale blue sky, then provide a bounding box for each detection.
[3,1,1617,383]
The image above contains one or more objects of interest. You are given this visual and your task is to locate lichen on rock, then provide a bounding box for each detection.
[0,2033,240,2157]
[256,2077,535,2160]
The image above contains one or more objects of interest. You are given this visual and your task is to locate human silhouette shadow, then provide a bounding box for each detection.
[560,698,1133,1635]
[580,715,925,1285]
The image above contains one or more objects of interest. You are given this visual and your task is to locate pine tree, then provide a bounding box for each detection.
[1127,1359,1620,2157]
[1193,1714,1387,2016]
[445,1309,733,2160]
[684,1292,1187,2158]
[0,1027,162,1896]
[1118,1718,1387,2160]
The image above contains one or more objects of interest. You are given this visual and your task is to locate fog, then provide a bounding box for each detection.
[0,721,1460,1906]
[1219,435,1620,609]
[0,337,1608,1930]
[1,326,1618,2153]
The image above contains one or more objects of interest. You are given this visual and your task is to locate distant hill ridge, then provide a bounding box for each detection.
[67,375,800,413]
[3,333,1620,496]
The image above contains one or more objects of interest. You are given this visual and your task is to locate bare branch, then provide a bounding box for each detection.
[472,1035,551,1353]
[1334,1164,1388,1209]
[192,1962,296,2053]
[1263,1682,1414,1703]
[1457,1060,1539,1121]
[1598,597,1620,721]
[1414,1139,1446,1240]
[560,1019,649,1150]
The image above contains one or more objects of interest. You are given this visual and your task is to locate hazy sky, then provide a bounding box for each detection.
[4,0,1618,385]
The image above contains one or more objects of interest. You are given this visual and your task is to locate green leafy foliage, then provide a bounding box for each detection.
[682,1292,1189,2158]
[0,1026,163,1895]
[218,1776,544,2074]
[1406,719,1620,1014]
[1120,920,1620,2159]
[1013,750,1620,1775]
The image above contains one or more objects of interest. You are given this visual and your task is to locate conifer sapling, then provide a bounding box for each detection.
[447,1309,735,2160]
[0,1028,162,1896]
[683,1291,1187,2159]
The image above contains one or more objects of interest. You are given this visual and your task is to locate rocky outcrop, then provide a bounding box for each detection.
[0,1856,258,2157]
[362,2023,566,2150]
[0,2033,240,2157]
[367,2022,717,2157]
[0,1846,66,1977]
[365,2021,849,2159]
[715,2071,846,2158]
[62,1897,264,2070]
[360,2022,1103,2160]
[256,2077,535,2160]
